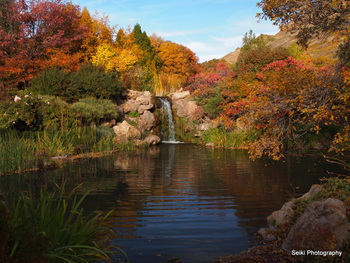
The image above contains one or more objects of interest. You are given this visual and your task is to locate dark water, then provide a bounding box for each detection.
[0,144,338,263]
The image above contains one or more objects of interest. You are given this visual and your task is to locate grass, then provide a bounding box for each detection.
[0,127,120,175]
[1,183,128,263]
[201,127,258,148]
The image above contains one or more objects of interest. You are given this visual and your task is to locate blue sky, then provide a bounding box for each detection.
[73,0,279,62]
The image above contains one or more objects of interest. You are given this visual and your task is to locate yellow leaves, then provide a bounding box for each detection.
[110,49,138,72]
[92,43,138,72]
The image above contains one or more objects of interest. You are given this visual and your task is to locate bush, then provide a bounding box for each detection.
[29,65,125,102]
[0,93,76,131]
[70,98,118,126]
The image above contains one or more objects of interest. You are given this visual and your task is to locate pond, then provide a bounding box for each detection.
[0,144,337,263]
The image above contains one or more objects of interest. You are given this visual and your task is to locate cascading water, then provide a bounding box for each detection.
[159,97,177,143]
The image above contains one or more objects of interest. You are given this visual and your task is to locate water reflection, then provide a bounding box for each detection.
[0,145,336,263]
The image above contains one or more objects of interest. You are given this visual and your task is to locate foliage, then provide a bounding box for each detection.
[234,32,291,74]
[0,93,78,131]
[257,0,350,64]
[201,128,258,148]
[157,41,199,92]
[0,184,126,262]
[29,65,124,102]
[78,7,115,62]
[0,126,120,175]
[70,98,118,126]
[0,0,86,89]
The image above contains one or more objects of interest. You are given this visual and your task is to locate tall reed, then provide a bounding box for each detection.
[3,184,129,263]
[0,127,119,175]
[201,128,258,148]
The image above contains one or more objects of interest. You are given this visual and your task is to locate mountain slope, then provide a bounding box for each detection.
[222,30,340,64]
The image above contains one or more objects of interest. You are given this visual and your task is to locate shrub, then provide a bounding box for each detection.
[29,65,125,103]
[70,98,118,126]
[0,93,76,131]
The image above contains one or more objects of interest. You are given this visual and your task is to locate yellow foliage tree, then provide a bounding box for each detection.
[92,43,138,72]
[78,7,115,62]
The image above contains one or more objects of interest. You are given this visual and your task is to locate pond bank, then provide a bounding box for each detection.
[214,178,350,263]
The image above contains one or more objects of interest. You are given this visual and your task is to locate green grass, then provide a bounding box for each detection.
[0,127,119,175]
[201,128,258,148]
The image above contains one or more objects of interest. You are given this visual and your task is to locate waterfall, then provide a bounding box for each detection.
[159,97,177,143]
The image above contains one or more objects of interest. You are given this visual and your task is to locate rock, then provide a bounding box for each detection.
[172,99,199,118]
[122,100,140,113]
[101,119,116,128]
[267,201,295,227]
[112,121,141,143]
[282,198,350,251]
[121,89,154,114]
[299,184,322,199]
[266,184,323,228]
[144,134,161,145]
[138,110,155,132]
[171,89,190,100]
[258,227,277,241]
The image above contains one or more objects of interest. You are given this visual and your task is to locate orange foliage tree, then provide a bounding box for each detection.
[157,41,199,93]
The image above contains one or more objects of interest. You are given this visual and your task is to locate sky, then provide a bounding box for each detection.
[72,0,280,62]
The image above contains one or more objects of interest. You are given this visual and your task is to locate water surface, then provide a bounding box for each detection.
[0,144,336,263]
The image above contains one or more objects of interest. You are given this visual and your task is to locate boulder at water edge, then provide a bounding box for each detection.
[113,120,141,143]
[282,198,350,251]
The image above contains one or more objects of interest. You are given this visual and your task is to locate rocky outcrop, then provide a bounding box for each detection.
[121,90,154,114]
[113,90,161,146]
[282,198,350,251]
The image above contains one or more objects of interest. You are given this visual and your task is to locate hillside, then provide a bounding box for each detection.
[222,30,340,64]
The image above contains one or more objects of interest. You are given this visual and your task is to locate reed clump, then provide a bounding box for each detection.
[0,184,128,263]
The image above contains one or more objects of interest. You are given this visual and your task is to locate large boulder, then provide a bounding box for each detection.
[138,110,156,133]
[170,89,199,119]
[144,134,161,145]
[113,121,141,143]
[282,198,350,251]
[267,201,295,227]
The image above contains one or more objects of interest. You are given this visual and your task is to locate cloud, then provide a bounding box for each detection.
[211,36,243,48]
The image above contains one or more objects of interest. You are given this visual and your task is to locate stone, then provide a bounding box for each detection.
[121,89,154,114]
[258,227,277,242]
[282,198,350,251]
[171,89,190,100]
[299,184,323,199]
[101,119,116,128]
[266,184,323,228]
[267,201,295,227]
[138,110,156,133]
[144,134,161,145]
[172,99,199,118]
[112,121,141,142]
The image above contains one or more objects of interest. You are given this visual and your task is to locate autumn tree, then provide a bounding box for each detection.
[257,0,350,64]
[235,31,291,74]
[78,7,115,62]
[185,60,234,118]
[157,41,199,92]
[0,0,86,92]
